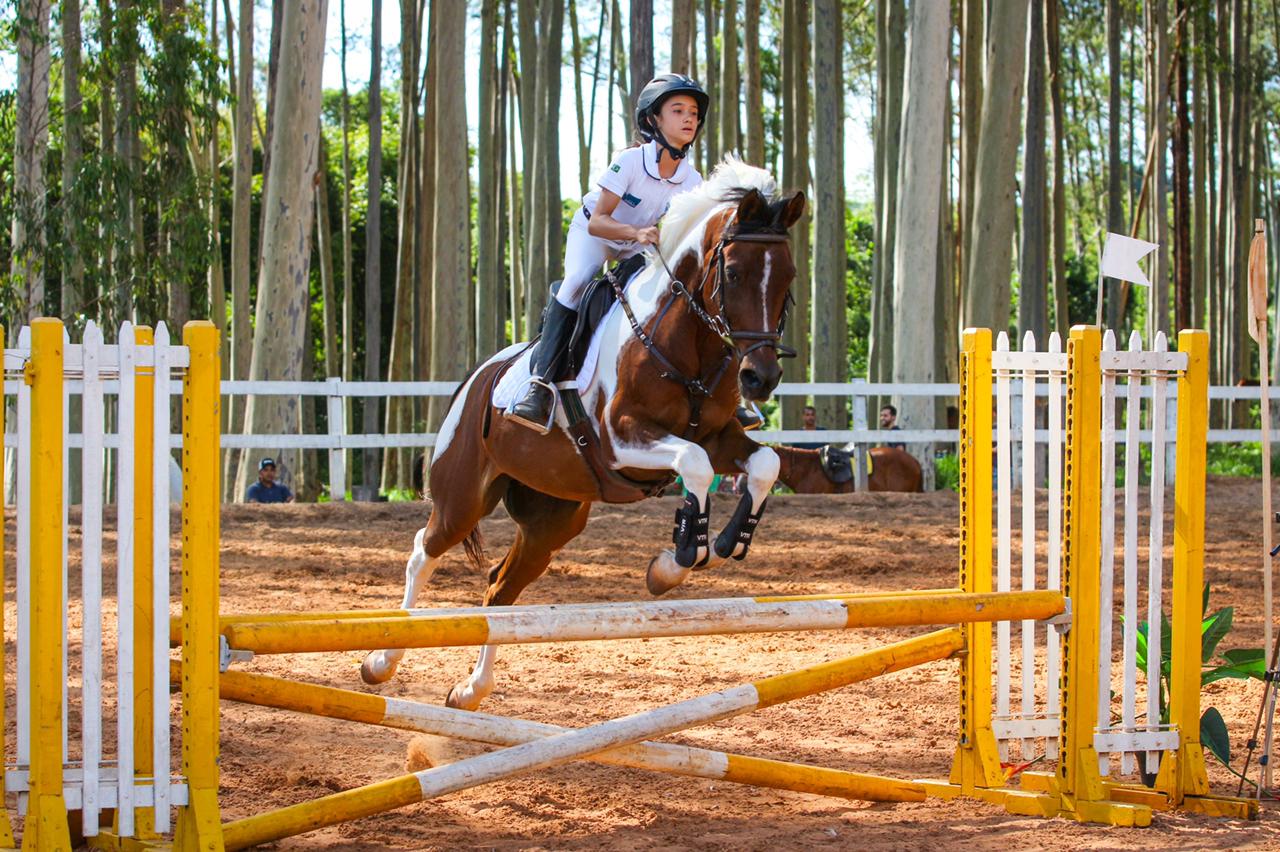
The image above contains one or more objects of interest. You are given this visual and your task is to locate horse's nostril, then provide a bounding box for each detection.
[741,370,762,390]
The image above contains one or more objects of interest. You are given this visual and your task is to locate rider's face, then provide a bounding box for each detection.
[656,95,699,148]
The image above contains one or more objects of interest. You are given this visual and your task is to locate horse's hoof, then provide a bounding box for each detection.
[646,549,692,596]
[445,683,482,711]
[360,652,396,685]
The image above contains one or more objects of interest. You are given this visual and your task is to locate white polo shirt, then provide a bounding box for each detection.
[574,141,703,251]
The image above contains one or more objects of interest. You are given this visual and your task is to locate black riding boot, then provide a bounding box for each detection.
[506,300,579,434]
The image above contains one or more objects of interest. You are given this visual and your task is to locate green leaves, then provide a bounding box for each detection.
[1201,707,1231,766]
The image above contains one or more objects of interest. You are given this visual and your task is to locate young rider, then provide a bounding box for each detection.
[506,73,709,433]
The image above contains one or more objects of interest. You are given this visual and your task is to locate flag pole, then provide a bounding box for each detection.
[1248,218,1274,790]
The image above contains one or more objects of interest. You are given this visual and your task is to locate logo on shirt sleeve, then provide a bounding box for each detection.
[610,163,621,173]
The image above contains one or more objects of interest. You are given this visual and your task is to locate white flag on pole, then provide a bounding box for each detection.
[1100,232,1159,286]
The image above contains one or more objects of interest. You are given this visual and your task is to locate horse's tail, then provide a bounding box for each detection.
[462,527,487,574]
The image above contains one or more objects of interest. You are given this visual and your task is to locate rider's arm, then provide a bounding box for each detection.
[588,191,659,245]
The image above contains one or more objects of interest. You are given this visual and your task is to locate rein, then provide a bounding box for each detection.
[608,222,794,439]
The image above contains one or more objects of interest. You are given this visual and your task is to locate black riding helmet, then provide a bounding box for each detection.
[635,74,710,163]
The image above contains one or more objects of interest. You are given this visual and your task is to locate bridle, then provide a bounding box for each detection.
[608,218,795,438]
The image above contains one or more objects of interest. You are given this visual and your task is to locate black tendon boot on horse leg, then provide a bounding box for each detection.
[672,492,711,568]
[714,493,768,560]
[506,300,579,434]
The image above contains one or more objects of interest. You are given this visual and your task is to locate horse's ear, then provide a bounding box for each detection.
[735,188,769,225]
[777,191,806,231]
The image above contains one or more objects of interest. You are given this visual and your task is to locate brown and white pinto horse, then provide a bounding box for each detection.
[361,161,804,710]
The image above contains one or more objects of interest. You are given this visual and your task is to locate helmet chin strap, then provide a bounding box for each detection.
[653,129,690,163]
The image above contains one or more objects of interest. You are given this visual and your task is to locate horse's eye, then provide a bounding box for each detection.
[727,267,739,283]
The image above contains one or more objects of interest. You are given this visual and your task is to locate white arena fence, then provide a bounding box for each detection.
[3,324,1277,502]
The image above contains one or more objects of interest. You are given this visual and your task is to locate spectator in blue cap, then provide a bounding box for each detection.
[246,457,294,503]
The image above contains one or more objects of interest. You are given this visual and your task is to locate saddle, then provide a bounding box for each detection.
[819,445,855,484]
[490,254,671,505]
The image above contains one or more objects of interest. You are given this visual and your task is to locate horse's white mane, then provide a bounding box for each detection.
[658,155,778,257]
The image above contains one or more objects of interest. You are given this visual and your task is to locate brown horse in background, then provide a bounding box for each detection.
[362,160,806,710]
[774,445,924,493]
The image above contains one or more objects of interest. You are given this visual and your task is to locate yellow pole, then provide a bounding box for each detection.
[130,325,158,839]
[23,318,72,849]
[221,629,962,850]
[217,590,1064,655]
[949,328,1004,791]
[1056,325,1139,825]
[0,323,13,848]
[1154,330,1213,803]
[173,321,225,851]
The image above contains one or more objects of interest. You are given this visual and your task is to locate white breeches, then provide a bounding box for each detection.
[555,223,638,309]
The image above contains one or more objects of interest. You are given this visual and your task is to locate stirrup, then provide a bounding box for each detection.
[504,379,559,435]
[736,403,764,432]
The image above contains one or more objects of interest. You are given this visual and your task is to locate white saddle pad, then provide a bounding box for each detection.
[491,301,621,410]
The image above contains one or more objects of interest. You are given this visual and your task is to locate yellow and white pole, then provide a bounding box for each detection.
[219,590,1064,656]
[172,321,225,851]
[221,628,964,849]
[216,667,929,804]
[128,324,158,839]
[23,318,72,850]
[168,587,966,645]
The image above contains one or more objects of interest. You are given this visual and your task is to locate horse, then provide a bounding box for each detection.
[774,445,924,493]
[360,160,806,711]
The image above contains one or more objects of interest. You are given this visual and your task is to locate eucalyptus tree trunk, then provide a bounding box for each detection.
[206,0,224,350]
[630,0,653,113]
[781,0,797,423]
[1105,0,1124,329]
[702,0,720,169]
[1019,0,1048,341]
[869,0,904,388]
[505,4,524,340]
[382,0,421,492]
[962,0,1027,332]
[811,0,846,429]
[957,0,981,307]
[417,6,439,390]
[340,0,355,490]
[1046,0,1068,334]
[780,0,811,427]
[1173,0,1192,333]
[569,0,589,196]
[672,0,695,74]
[114,0,140,321]
[1151,0,1170,337]
[744,0,764,165]
[1192,0,1208,332]
[518,0,539,309]
[720,0,740,156]
[544,2,566,289]
[316,143,339,381]
[62,0,84,321]
[478,0,503,356]
[233,0,328,499]
[96,0,115,323]
[12,0,51,321]
[892,0,949,488]
[362,0,383,495]
[223,0,254,498]
[428,0,471,431]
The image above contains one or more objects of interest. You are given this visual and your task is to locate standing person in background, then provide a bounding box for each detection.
[246,457,295,503]
[880,405,906,451]
[792,404,826,450]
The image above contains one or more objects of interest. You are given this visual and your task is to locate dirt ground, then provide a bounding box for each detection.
[177,477,1278,850]
[19,477,1280,849]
